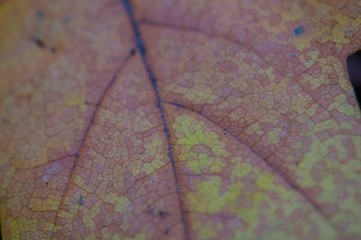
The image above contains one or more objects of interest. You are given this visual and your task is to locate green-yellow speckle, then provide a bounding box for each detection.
[173,115,229,174]
[197,222,221,240]
[187,177,241,214]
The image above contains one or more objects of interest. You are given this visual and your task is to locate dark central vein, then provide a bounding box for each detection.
[121,0,190,238]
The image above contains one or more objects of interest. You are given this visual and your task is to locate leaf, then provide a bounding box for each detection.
[0,0,361,239]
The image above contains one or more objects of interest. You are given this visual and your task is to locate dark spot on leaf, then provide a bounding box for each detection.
[45,182,48,185]
[50,47,57,53]
[31,36,46,49]
[345,27,355,38]
[158,210,168,219]
[130,48,136,56]
[74,152,80,158]
[79,195,84,206]
[63,16,72,24]
[164,229,169,235]
[346,50,361,110]
[36,10,44,20]
[288,181,299,191]
[294,25,304,36]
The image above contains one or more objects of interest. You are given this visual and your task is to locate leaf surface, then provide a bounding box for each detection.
[1,0,361,239]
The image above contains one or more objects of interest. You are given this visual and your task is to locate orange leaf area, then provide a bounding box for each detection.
[1,0,361,239]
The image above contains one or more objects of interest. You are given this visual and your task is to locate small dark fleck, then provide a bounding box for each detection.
[346,49,361,110]
[63,16,72,24]
[74,152,80,158]
[31,36,46,49]
[50,47,57,53]
[158,210,168,219]
[36,10,44,19]
[288,181,299,191]
[45,182,48,185]
[164,229,169,235]
[130,48,136,56]
[294,25,305,36]
[79,195,84,206]
[346,27,355,38]
[290,52,297,58]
